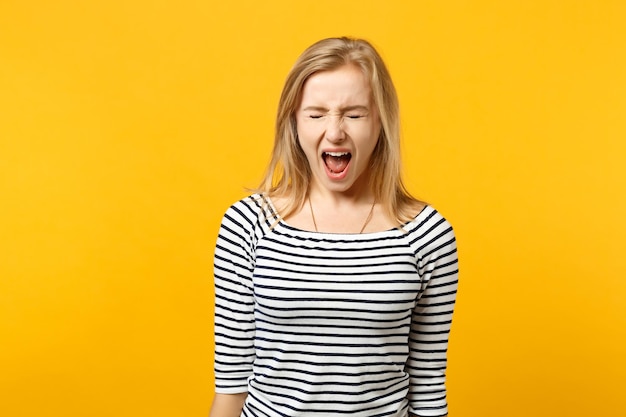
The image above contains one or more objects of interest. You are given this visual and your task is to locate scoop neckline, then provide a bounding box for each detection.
[262,194,428,237]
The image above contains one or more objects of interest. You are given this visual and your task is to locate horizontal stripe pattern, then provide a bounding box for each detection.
[214,195,458,417]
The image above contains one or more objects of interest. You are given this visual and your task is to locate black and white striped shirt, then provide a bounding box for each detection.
[213,195,458,417]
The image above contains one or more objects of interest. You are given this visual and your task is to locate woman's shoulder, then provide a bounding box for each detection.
[220,193,279,230]
[404,204,455,236]
[224,193,266,212]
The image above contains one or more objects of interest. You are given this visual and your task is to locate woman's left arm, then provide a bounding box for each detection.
[406,215,459,417]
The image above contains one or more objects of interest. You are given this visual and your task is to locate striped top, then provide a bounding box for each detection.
[213,195,458,417]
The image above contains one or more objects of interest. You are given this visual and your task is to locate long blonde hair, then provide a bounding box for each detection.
[259,37,422,225]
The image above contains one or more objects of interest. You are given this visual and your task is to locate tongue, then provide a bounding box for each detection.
[325,154,350,173]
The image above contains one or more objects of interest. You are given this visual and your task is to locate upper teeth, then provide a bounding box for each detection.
[325,152,349,157]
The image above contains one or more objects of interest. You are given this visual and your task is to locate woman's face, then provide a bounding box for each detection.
[296,64,381,197]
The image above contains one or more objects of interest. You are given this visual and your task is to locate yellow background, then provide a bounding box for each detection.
[1,1,625,416]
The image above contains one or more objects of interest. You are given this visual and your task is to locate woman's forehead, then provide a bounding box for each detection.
[299,66,372,107]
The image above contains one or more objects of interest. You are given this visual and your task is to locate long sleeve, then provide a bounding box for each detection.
[406,212,459,417]
[213,203,258,393]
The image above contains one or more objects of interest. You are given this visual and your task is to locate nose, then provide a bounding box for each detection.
[325,114,346,143]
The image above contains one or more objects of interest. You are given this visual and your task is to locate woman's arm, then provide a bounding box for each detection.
[211,199,262,416]
[213,201,258,392]
[209,392,247,417]
[409,414,447,417]
[406,212,458,417]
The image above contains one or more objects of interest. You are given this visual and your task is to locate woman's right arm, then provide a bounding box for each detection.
[209,392,248,417]
[212,200,259,415]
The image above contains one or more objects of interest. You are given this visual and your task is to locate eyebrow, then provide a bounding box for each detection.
[301,105,370,112]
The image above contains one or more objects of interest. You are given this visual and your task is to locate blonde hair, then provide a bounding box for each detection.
[259,36,422,225]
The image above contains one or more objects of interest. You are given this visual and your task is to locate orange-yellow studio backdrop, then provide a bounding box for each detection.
[1,1,625,416]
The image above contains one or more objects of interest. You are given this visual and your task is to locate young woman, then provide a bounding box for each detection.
[210,37,458,417]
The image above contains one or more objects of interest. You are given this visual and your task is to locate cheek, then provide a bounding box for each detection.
[296,132,315,161]
[354,124,380,149]
[369,121,383,150]
[296,124,318,150]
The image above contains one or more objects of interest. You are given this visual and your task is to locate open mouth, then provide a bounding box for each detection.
[323,151,351,174]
